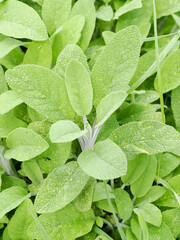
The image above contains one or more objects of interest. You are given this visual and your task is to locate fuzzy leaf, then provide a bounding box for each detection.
[172,85,180,131]
[52,16,85,65]
[70,0,96,50]
[22,160,43,185]
[50,120,87,143]
[0,0,48,40]
[65,60,93,116]
[35,162,89,213]
[156,0,180,18]
[96,5,113,22]
[0,65,7,94]
[91,26,141,106]
[28,204,94,240]
[0,115,27,138]
[5,128,49,161]
[0,90,23,115]
[42,0,71,35]
[154,50,180,93]
[96,91,127,127]
[78,139,127,180]
[0,186,30,219]
[8,199,37,240]
[6,64,74,122]
[110,120,180,156]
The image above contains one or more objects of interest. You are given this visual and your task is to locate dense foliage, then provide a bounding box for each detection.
[0,0,180,239]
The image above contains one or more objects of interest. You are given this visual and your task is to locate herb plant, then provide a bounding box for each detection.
[0,0,180,239]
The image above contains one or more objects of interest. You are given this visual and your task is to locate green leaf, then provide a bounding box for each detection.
[28,204,94,240]
[73,178,96,212]
[114,0,142,19]
[8,199,37,240]
[148,221,174,240]
[5,128,49,161]
[0,65,7,94]
[92,182,114,202]
[122,154,149,185]
[172,85,180,131]
[135,186,166,205]
[96,5,113,22]
[42,0,71,35]
[156,0,180,18]
[114,188,133,221]
[0,0,48,40]
[154,50,180,93]
[110,121,180,157]
[50,120,87,143]
[55,44,90,80]
[134,203,162,227]
[78,139,127,180]
[159,153,180,178]
[52,15,85,65]
[0,186,30,219]
[102,31,115,44]
[0,35,23,59]
[91,26,141,106]
[0,47,24,69]
[0,115,27,138]
[70,0,96,50]
[1,175,27,191]
[23,40,52,68]
[126,229,138,240]
[172,14,180,27]
[5,64,74,122]
[162,208,180,238]
[22,160,43,185]
[0,90,23,115]
[136,212,148,240]
[135,90,159,104]
[96,91,127,127]
[65,60,93,116]
[35,162,89,213]
[130,155,157,197]
[116,0,152,38]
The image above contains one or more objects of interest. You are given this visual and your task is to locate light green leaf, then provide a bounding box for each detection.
[114,188,133,221]
[0,65,7,94]
[35,162,89,213]
[162,208,180,238]
[73,178,96,212]
[130,155,157,197]
[156,0,180,18]
[0,47,24,69]
[96,91,127,127]
[1,175,27,191]
[0,186,30,219]
[110,121,180,156]
[65,60,93,116]
[28,204,94,240]
[159,153,180,178]
[96,5,113,22]
[54,44,90,80]
[5,128,49,161]
[91,26,141,106]
[148,221,174,240]
[0,90,23,115]
[134,203,162,227]
[0,35,23,59]
[135,186,166,205]
[92,182,114,202]
[154,50,180,93]
[42,0,71,35]
[5,64,74,122]
[126,229,138,240]
[137,213,148,240]
[0,115,27,138]
[102,31,115,44]
[116,0,152,38]
[172,85,180,131]
[135,90,160,104]
[122,154,149,185]
[70,0,96,50]
[23,40,52,68]
[0,0,48,40]
[22,160,43,185]
[172,14,180,27]
[114,0,142,19]
[50,120,87,143]
[52,15,85,65]
[78,139,127,180]
[8,199,37,240]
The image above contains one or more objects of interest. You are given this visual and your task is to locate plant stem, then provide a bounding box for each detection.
[103,181,126,240]
[156,153,162,184]
[153,0,165,123]
[93,226,114,240]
